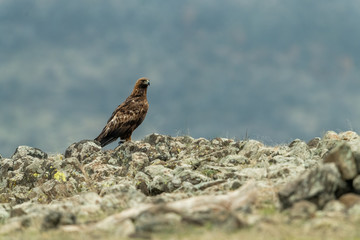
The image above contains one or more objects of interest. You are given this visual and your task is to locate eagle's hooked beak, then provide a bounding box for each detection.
[146,79,150,86]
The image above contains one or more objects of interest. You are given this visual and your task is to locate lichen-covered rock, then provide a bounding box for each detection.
[94,182,257,236]
[323,143,357,180]
[144,165,175,195]
[64,140,101,161]
[3,131,360,237]
[127,152,149,177]
[12,146,48,160]
[278,163,348,209]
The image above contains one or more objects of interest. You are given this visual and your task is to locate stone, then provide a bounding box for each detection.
[94,182,257,236]
[134,211,182,233]
[144,165,174,195]
[134,172,151,195]
[220,155,250,166]
[339,131,359,141]
[173,167,210,185]
[353,152,360,174]
[338,193,360,208]
[167,181,258,225]
[4,132,360,237]
[323,200,346,213]
[278,163,348,209]
[41,211,76,230]
[128,152,149,177]
[323,143,357,180]
[323,131,340,141]
[12,146,48,160]
[143,133,173,146]
[0,205,10,222]
[289,200,317,220]
[238,140,264,159]
[64,140,101,161]
[353,175,360,194]
[307,137,321,148]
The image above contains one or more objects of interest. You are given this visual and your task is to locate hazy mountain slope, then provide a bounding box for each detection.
[1,0,360,156]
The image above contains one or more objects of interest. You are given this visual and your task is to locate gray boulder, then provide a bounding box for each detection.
[64,140,101,162]
[278,163,348,209]
[12,146,47,160]
[323,143,357,180]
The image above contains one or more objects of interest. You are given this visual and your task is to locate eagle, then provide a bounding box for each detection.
[94,77,150,147]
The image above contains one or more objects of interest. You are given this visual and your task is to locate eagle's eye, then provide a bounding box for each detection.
[140,79,149,86]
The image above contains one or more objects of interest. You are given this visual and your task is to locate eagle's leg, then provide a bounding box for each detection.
[118,136,131,145]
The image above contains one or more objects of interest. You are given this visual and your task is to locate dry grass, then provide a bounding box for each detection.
[2,221,360,240]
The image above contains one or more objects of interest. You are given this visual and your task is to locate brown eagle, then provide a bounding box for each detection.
[95,77,150,147]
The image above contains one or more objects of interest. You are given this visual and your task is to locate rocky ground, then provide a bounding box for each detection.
[1,131,360,239]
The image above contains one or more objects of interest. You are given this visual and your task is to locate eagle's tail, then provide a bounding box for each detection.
[94,134,117,147]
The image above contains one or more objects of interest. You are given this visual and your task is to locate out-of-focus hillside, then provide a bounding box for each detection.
[1,0,360,156]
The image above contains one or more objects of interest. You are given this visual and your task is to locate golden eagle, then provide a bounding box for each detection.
[95,77,150,147]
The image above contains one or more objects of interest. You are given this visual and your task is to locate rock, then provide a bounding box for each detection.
[347,204,360,219]
[307,137,321,148]
[5,132,360,237]
[128,152,149,177]
[322,131,341,150]
[41,211,76,230]
[339,131,359,141]
[115,219,137,237]
[12,146,48,160]
[323,143,357,180]
[304,217,341,232]
[229,180,242,190]
[237,168,267,181]
[134,211,182,233]
[288,200,317,220]
[144,165,174,195]
[166,181,257,225]
[278,163,348,209]
[94,182,257,236]
[0,205,10,222]
[173,167,210,185]
[64,140,101,161]
[0,221,22,235]
[353,152,360,174]
[338,193,360,208]
[288,141,313,161]
[143,133,172,146]
[353,175,360,194]
[323,200,346,213]
[193,179,226,191]
[323,131,340,141]
[220,155,249,166]
[239,140,264,159]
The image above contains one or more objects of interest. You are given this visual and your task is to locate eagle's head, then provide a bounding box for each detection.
[131,77,150,97]
[135,77,150,89]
